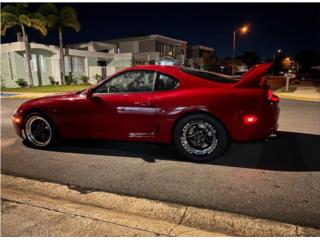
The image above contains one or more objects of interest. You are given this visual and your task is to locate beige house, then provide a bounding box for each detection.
[187,45,215,69]
[103,34,187,65]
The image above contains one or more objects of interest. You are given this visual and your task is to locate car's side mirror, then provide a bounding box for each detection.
[85,88,93,99]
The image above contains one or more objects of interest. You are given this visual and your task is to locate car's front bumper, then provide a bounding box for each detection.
[12,115,24,138]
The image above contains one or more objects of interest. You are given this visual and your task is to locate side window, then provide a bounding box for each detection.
[94,71,156,93]
[155,74,178,91]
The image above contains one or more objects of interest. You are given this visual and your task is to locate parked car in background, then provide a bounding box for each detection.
[12,63,279,162]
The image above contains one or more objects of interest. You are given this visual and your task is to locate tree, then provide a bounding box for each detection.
[272,55,285,75]
[239,51,261,69]
[295,51,320,73]
[1,3,47,87]
[40,3,80,85]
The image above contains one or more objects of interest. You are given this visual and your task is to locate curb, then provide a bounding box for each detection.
[275,93,320,102]
[1,92,58,99]
[3,189,223,236]
[273,87,320,102]
[2,174,320,236]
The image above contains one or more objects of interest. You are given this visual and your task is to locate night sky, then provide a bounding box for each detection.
[2,3,320,60]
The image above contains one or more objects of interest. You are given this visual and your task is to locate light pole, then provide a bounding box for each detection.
[232,25,248,75]
[272,49,282,76]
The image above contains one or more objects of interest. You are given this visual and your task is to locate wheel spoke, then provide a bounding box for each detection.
[186,134,196,139]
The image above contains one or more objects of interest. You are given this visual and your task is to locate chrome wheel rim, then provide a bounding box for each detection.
[25,116,52,147]
[180,120,218,155]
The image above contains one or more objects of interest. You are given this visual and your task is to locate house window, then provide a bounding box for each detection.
[64,56,72,72]
[199,49,204,58]
[24,54,37,72]
[39,55,46,72]
[73,57,85,73]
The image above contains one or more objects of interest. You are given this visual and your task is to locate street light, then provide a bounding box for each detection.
[232,25,249,75]
[240,26,248,34]
[272,49,282,76]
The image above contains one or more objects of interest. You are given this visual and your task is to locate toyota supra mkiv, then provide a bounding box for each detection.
[12,63,279,162]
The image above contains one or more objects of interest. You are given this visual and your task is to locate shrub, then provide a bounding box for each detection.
[80,75,89,84]
[15,78,28,88]
[65,73,74,85]
[73,76,79,85]
[95,74,102,82]
[49,76,59,85]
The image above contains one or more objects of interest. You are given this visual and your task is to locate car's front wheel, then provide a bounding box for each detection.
[23,113,57,148]
[173,113,229,162]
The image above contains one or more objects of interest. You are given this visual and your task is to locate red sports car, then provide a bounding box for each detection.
[12,63,279,162]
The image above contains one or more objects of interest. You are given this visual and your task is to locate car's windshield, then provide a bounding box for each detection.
[181,67,239,83]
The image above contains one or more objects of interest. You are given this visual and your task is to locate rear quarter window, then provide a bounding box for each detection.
[181,67,238,83]
[155,73,179,91]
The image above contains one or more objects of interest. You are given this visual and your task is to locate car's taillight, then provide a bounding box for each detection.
[267,89,279,102]
[243,115,258,125]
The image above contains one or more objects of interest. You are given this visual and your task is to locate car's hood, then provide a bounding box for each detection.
[22,91,81,106]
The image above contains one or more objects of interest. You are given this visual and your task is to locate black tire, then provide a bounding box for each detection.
[173,113,229,162]
[22,112,58,149]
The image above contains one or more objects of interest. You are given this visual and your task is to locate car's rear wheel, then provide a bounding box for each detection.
[23,113,57,148]
[173,113,229,162]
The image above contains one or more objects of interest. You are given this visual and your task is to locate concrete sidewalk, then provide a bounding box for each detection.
[275,81,320,102]
[2,175,320,237]
[1,175,226,237]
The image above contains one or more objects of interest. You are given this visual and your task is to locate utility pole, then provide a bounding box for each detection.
[232,25,249,75]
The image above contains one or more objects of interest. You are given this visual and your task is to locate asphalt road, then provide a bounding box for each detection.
[1,98,320,228]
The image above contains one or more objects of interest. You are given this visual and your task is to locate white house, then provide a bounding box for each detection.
[0,41,151,88]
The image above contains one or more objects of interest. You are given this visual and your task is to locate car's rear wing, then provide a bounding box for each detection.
[233,63,272,88]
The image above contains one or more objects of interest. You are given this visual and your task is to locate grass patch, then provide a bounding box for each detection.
[278,86,297,93]
[1,84,91,93]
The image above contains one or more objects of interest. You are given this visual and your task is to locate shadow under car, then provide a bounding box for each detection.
[26,131,320,172]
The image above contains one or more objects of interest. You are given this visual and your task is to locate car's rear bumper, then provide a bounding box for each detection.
[229,100,280,142]
[265,100,280,134]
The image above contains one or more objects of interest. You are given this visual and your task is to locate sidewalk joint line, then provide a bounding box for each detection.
[168,206,188,236]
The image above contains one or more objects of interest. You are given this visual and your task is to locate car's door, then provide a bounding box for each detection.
[152,73,181,142]
[90,70,159,140]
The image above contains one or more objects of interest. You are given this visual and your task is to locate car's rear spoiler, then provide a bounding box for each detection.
[233,63,272,88]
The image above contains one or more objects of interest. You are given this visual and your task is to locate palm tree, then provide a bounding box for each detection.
[1,3,47,87]
[39,3,80,85]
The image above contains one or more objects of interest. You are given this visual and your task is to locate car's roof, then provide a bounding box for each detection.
[126,65,182,74]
